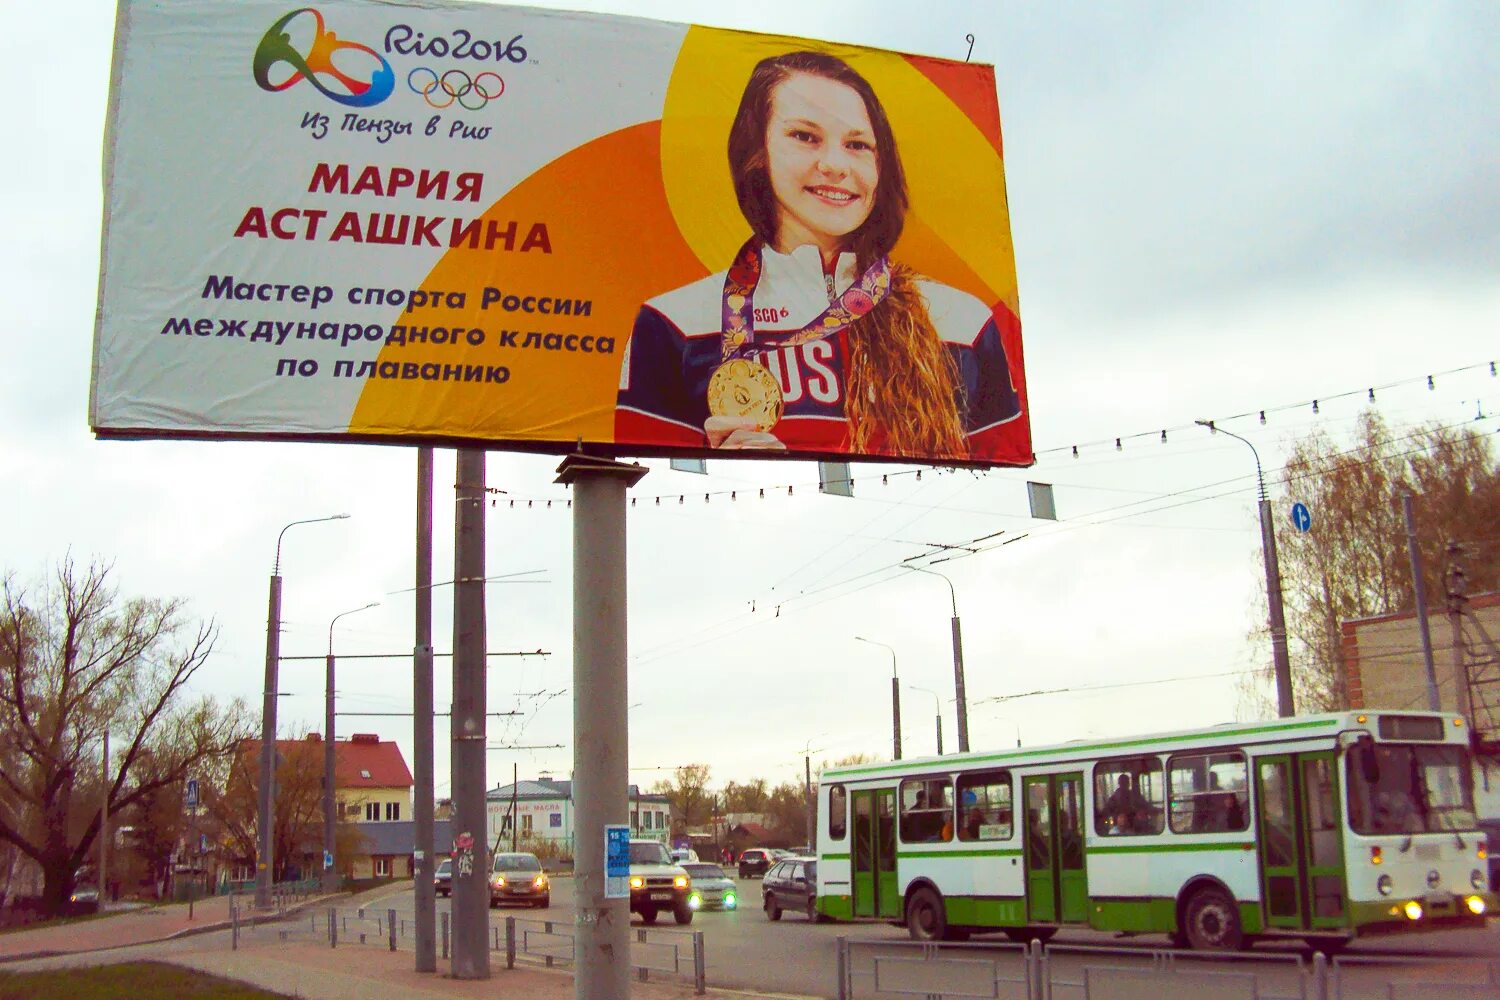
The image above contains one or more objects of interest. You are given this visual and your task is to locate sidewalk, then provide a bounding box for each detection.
[0,892,326,962]
[169,938,786,1000]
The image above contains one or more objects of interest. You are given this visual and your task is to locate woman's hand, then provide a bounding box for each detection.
[705,415,787,450]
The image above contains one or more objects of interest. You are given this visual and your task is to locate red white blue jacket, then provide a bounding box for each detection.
[615,244,1023,460]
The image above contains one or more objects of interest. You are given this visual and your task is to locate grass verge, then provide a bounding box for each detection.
[0,960,291,999]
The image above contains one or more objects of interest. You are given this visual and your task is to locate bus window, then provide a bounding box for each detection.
[899,777,953,843]
[1168,751,1248,833]
[956,771,1013,841]
[828,784,847,840]
[1093,756,1164,835]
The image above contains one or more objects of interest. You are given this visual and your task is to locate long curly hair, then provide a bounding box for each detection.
[727,51,967,459]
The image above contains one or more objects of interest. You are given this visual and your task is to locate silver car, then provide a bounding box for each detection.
[683,863,739,911]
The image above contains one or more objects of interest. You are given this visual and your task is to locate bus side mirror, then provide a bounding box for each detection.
[1353,734,1380,784]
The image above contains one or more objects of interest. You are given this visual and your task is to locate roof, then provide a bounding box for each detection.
[485,779,669,804]
[354,819,453,856]
[820,710,1466,781]
[241,733,413,790]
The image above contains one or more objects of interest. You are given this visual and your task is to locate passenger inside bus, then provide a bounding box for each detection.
[1102,774,1151,833]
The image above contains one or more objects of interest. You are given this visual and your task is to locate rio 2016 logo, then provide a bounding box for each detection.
[253,8,395,107]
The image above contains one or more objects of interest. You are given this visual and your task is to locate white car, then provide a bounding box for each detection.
[682,863,738,911]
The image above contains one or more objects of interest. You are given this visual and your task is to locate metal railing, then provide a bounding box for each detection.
[836,937,1500,1000]
[227,903,707,994]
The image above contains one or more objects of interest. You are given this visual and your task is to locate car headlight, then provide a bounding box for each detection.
[1403,900,1424,921]
[688,893,701,909]
[1472,869,1486,890]
[724,892,737,908]
[1465,895,1487,916]
[629,876,644,890]
[493,876,506,888]
[1377,874,1393,896]
[534,874,548,889]
[673,875,689,890]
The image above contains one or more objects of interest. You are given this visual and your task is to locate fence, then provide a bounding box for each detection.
[835,937,1500,1000]
[227,902,706,994]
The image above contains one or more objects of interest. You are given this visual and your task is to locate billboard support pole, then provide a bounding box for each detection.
[414,446,437,972]
[450,448,489,980]
[557,453,648,1000]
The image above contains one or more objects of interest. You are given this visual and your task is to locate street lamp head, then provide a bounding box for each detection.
[1194,419,1214,430]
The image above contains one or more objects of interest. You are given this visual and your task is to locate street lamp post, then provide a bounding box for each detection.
[902,566,969,752]
[910,685,943,755]
[855,637,901,760]
[257,513,349,909]
[1196,421,1295,717]
[324,601,379,893]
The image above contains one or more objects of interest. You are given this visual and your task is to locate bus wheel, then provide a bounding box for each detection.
[1003,927,1055,945]
[1183,887,1242,951]
[906,887,947,942]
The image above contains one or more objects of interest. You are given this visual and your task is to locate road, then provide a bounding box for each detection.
[359,877,1500,998]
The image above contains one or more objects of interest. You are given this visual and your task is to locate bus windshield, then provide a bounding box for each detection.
[1345,743,1476,835]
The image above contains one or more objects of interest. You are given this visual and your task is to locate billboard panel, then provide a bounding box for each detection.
[92,0,1031,467]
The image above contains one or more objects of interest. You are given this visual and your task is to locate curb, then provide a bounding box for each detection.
[0,895,338,965]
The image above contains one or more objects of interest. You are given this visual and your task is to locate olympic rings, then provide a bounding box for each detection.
[407,67,505,111]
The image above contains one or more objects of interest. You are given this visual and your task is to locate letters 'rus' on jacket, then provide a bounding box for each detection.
[614,244,1024,460]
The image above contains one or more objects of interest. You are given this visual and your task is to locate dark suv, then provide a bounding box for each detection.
[762,857,819,921]
[738,847,778,878]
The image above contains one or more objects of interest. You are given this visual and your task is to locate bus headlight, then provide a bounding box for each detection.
[1403,900,1424,921]
[1472,870,1486,890]
[1464,895,1487,916]
[1376,874,1393,896]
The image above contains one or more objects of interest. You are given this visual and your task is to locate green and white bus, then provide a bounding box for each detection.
[813,711,1492,950]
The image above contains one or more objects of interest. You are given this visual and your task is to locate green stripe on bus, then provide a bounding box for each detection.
[1088,842,1253,855]
[823,717,1339,778]
[899,848,1024,859]
[823,852,851,860]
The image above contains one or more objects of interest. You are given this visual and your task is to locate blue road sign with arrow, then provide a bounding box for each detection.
[1291,502,1311,533]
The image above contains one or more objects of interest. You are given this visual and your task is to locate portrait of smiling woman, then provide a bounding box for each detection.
[615,50,1022,461]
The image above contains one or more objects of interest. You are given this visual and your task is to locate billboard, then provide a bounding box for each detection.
[92,0,1031,467]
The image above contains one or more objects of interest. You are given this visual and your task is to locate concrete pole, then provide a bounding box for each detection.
[257,513,347,908]
[450,448,489,980]
[902,567,969,752]
[100,728,109,904]
[413,446,437,973]
[1447,549,1472,721]
[1196,422,1294,716]
[323,602,377,893]
[1258,497,1296,718]
[323,651,336,892]
[950,616,968,752]
[804,755,814,850]
[1402,492,1441,711]
[256,574,282,908]
[557,453,647,1000]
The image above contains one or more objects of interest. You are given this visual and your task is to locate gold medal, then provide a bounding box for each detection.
[706,359,783,432]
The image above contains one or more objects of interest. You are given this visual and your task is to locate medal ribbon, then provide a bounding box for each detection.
[720,239,892,364]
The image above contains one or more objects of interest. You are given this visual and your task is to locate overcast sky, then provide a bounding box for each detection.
[2,1,1496,802]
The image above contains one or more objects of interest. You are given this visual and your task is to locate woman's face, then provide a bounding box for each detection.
[764,71,878,256]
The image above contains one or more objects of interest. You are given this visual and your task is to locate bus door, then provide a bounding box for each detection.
[1254,752,1347,931]
[1022,772,1088,924]
[851,788,900,919]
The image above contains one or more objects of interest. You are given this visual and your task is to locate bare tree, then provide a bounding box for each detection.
[1248,413,1500,714]
[202,731,327,883]
[0,558,248,915]
[652,764,713,835]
